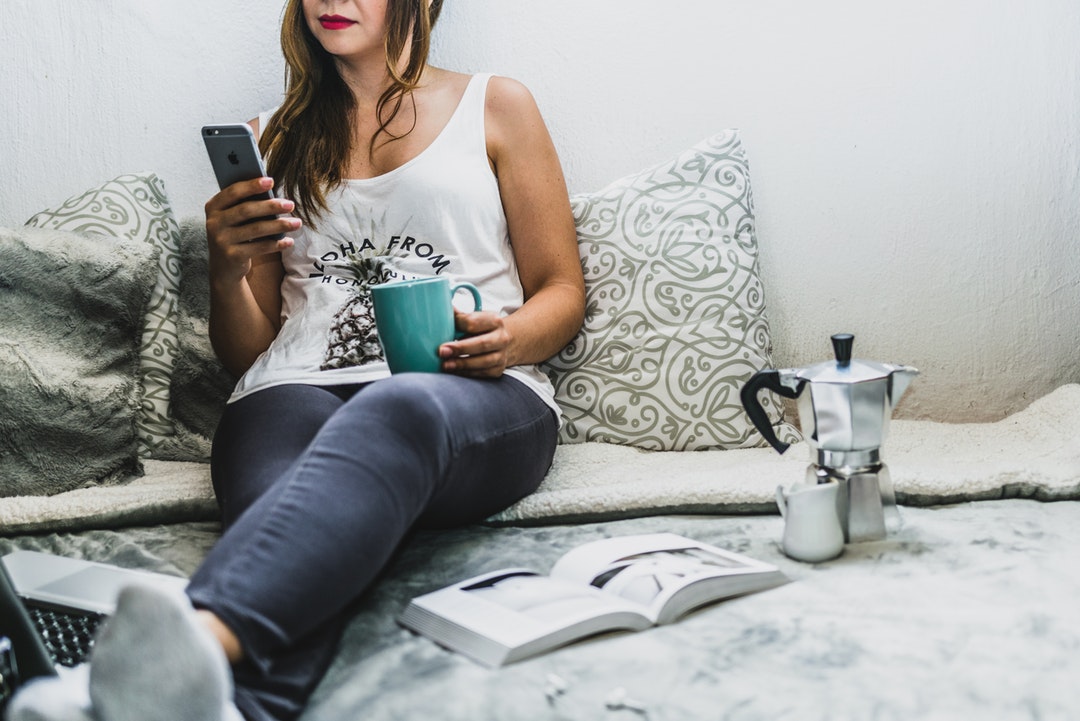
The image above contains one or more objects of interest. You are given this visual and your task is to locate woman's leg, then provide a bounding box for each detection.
[187,374,556,721]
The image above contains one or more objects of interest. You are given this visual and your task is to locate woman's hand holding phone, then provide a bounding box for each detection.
[205,177,301,284]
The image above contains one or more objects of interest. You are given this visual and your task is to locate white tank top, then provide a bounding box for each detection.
[230,73,557,412]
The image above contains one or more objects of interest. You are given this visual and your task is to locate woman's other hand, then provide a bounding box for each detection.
[438,310,514,378]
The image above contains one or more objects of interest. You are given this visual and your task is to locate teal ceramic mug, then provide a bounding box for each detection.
[370,277,483,373]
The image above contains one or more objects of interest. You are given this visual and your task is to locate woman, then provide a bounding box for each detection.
[7,1,583,720]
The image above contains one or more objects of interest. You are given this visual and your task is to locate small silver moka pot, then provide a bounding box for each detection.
[741,334,918,543]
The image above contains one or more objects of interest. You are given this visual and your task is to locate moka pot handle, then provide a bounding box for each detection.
[740,369,804,454]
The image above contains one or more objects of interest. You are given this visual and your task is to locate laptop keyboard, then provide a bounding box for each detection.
[25,606,104,668]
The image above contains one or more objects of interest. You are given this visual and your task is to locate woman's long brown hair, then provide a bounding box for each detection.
[260,0,444,227]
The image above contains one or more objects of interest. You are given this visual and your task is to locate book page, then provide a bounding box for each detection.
[587,547,749,605]
[548,533,785,622]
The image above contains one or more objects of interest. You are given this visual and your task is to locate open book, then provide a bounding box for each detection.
[398,533,788,667]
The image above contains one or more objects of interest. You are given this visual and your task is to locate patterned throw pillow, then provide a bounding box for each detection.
[25,174,183,457]
[543,130,797,451]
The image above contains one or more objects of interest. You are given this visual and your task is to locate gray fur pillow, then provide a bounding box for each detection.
[0,226,159,497]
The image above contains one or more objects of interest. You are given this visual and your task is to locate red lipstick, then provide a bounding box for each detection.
[319,14,355,30]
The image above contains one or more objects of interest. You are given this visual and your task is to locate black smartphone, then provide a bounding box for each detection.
[201,123,284,240]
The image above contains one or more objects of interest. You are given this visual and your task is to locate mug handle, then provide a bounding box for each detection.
[451,282,483,339]
[775,485,787,518]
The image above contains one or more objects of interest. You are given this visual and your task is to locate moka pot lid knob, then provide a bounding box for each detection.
[797,334,899,385]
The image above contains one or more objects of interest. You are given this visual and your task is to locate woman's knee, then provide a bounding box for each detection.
[347,374,457,439]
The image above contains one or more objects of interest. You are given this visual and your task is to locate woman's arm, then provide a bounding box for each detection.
[440,76,585,377]
[204,120,302,376]
[206,225,287,377]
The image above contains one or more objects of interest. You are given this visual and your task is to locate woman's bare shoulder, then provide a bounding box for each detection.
[484,75,546,158]
[484,75,538,115]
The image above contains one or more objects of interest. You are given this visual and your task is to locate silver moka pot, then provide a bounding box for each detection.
[741,334,919,542]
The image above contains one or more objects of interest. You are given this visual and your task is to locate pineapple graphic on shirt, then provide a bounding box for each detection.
[320,252,397,370]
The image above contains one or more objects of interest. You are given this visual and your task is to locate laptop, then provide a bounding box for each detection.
[1,551,188,668]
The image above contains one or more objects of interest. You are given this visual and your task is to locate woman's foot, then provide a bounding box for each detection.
[6,586,244,721]
[87,584,242,721]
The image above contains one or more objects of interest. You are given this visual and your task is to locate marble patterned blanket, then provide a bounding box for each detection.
[1,498,1076,720]
[2,384,1079,534]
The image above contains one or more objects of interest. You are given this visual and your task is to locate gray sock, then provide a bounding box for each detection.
[87,584,241,721]
[5,665,93,721]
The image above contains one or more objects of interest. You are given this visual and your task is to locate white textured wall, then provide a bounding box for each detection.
[2,0,1078,422]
